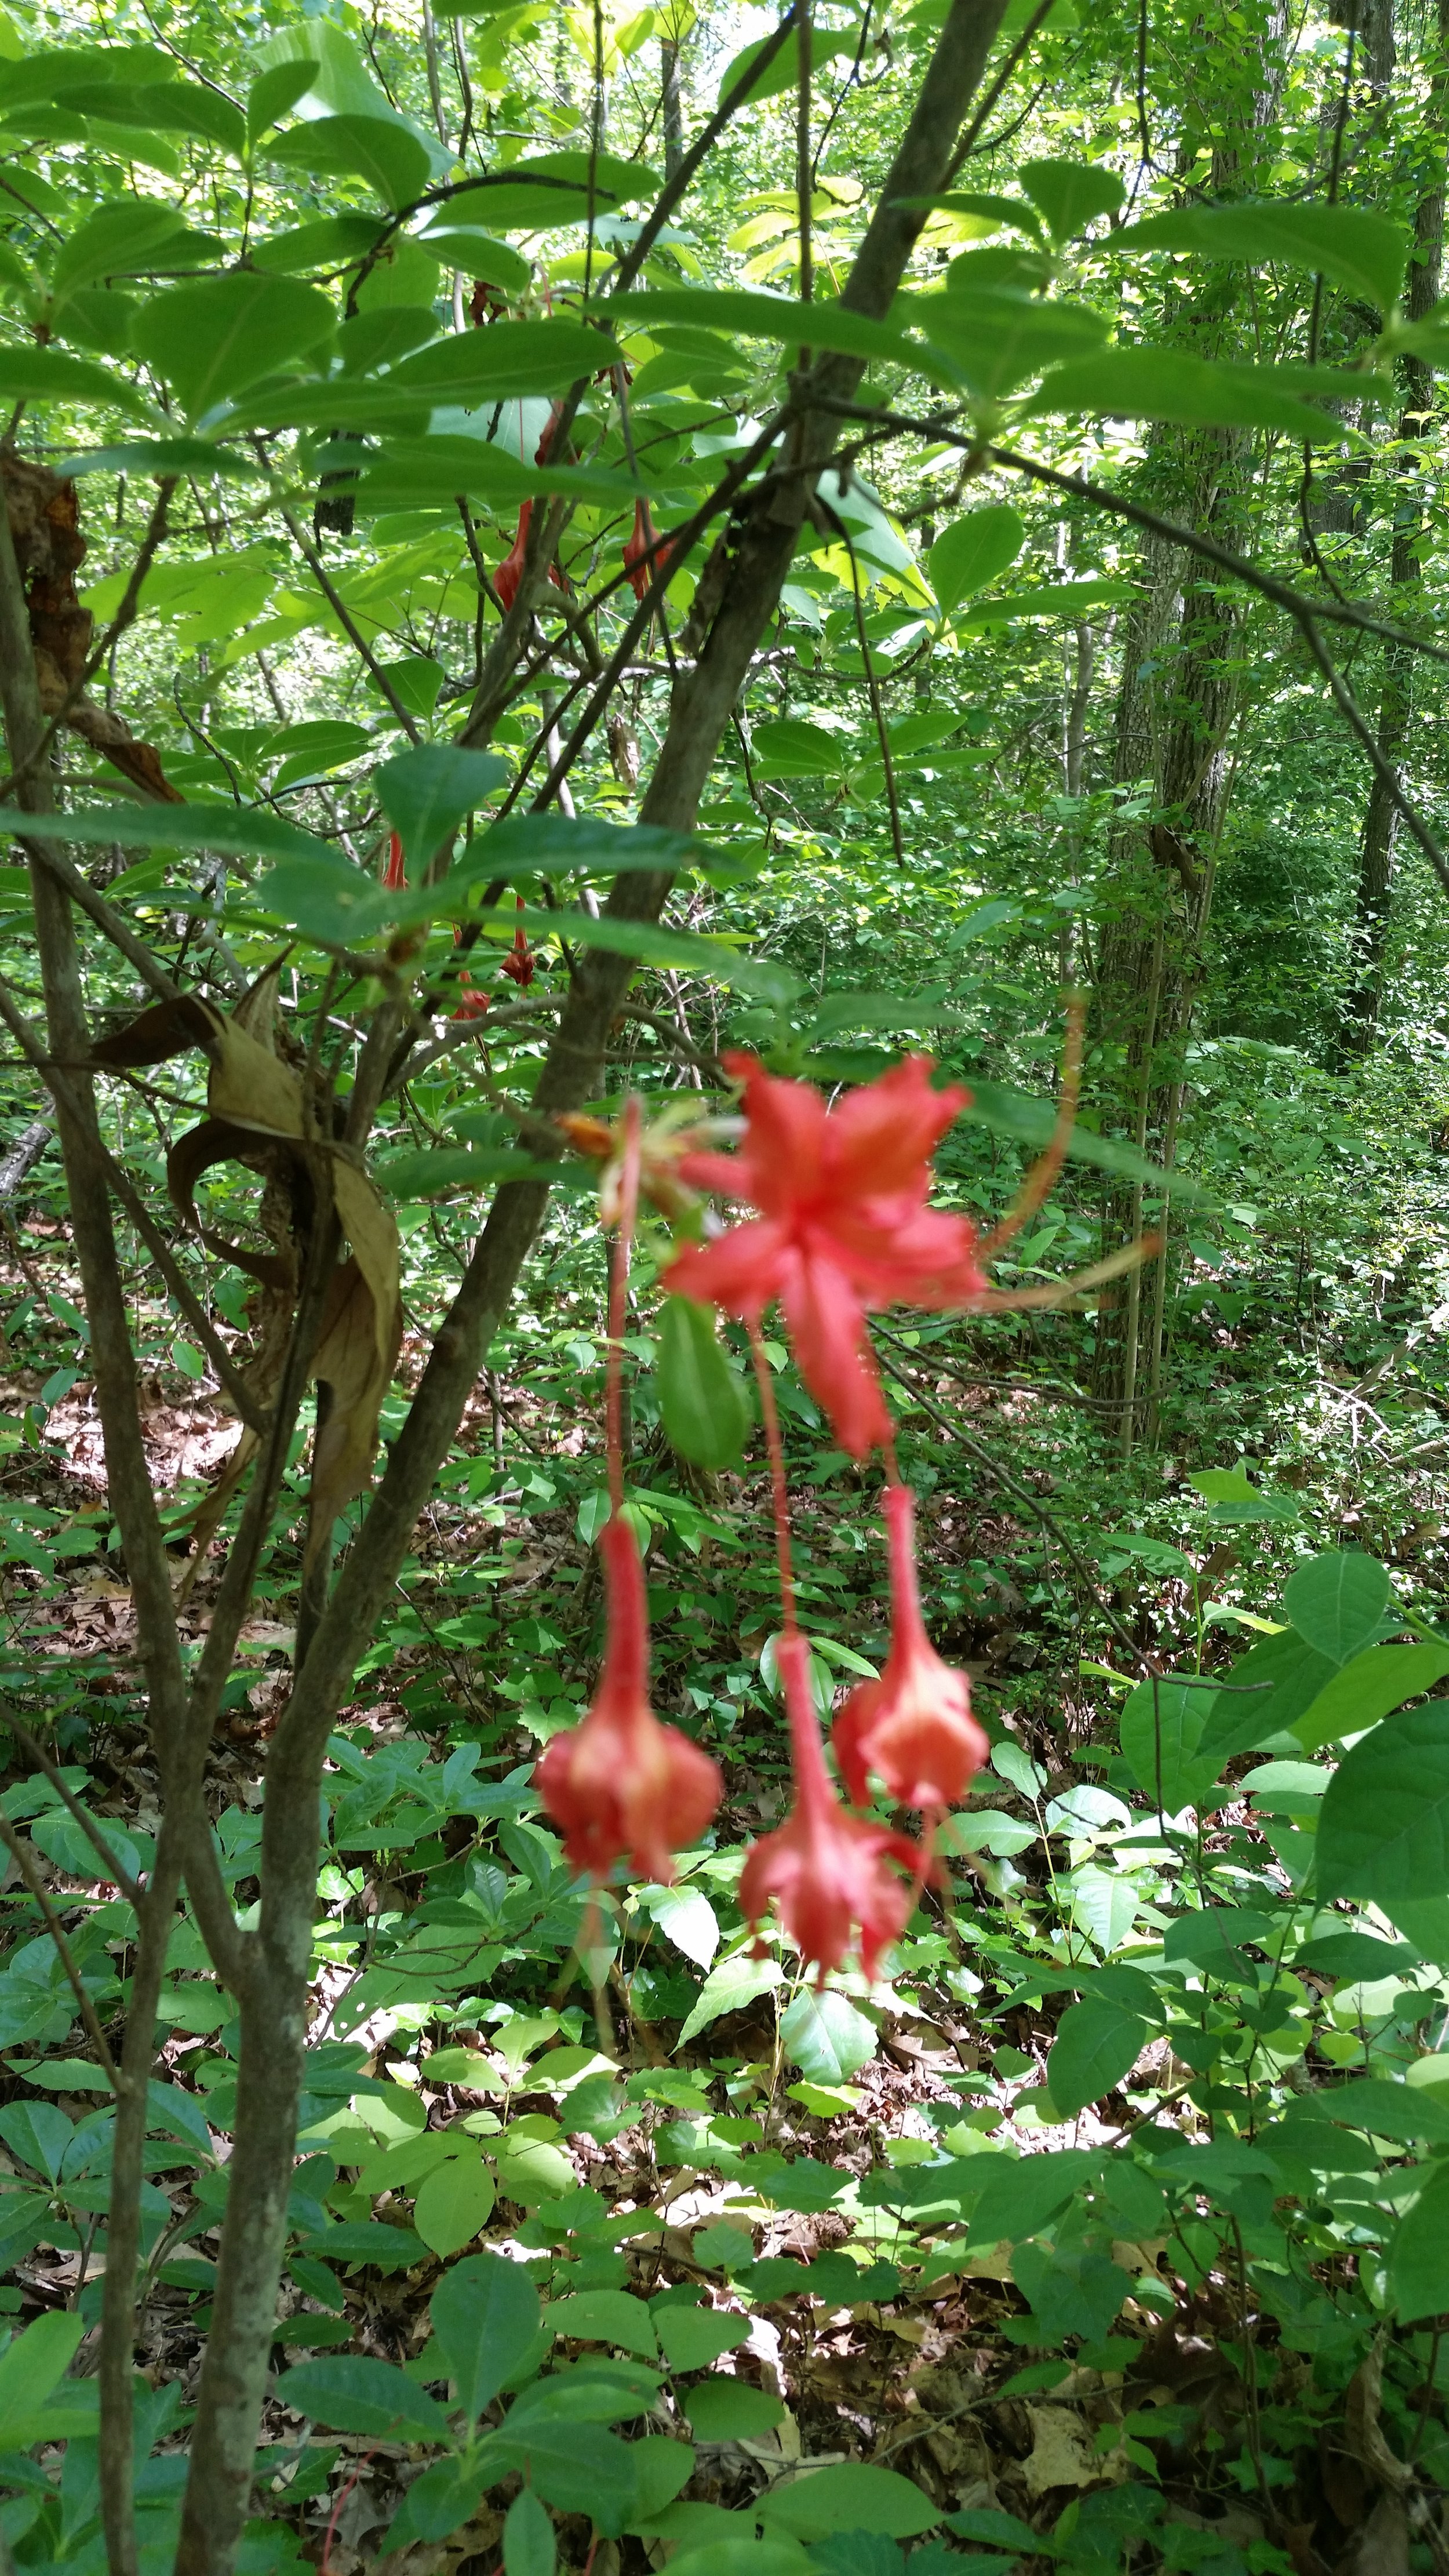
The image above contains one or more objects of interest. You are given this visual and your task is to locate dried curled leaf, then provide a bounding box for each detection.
[96,979,402,1573]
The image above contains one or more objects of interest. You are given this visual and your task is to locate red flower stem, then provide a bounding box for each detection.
[321,2447,377,2573]
[748,1320,798,1636]
[605,1099,642,1515]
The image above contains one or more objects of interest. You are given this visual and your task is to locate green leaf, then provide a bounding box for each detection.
[751,717,847,779]
[778,1988,878,2085]
[131,272,336,420]
[431,2248,542,2421]
[1318,1704,1449,1902]
[0,341,155,415]
[964,2147,1101,2247]
[377,744,511,873]
[1323,2077,1449,2146]
[45,800,338,870]
[500,907,800,1005]
[384,2457,490,2555]
[1018,158,1124,241]
[1035,345,1368,441]
[1196,1629,1337,1771]
[1189,1464,1301,1524]
[482,2417,640,2530]
[1046,2000,1147,2119]
[959,1077,1210,1200]
[667,2539,813,2576]
[505,2487,558,2576]
[1294,1931,1421,1981]
[1292,1642,1449,1753]
[246,59,319,145]
[929,505,1025,614]
[276,2353,453,2442]
[640,1879,722,1971]
[0,2309,86,2448]
[657,1297,752,1470]
[1390,2163,1449,2322]
[1124,198,1408,315]
[758,2465,940,2541]
[57,437,268,481]
[718,26,856,108]
[265,110,432,207]
[654,2307,751,2372]
[1283,1550,1395,1666]
[356,436,663,512]
[1119,1676,1219,1815]
[413,2152,497,2256]
[494,2135,577,2202]
[677,1952,782,2044]
[920,287,1108,398]
[377,1148,554,1200]
[684,2382,785,2442]
[252,213,388,275]
[413,221,531,290]
[544,2292,658,2357]
[612,286,919,372]
[50,199,196,303]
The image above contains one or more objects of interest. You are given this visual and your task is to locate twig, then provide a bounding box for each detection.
[0,1704,144,1902]
[0,1810,121,2090]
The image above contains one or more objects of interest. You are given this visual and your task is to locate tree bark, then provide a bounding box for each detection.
[1342,0,1449,1045]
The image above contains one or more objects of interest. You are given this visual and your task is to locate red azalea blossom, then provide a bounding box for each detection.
[665,1054,984,1457]
[739,1630,919,1984]
[382,831,407,890]
[449,970,490,1022]
[534,1513,721,1883]
[495,406,567,612]
[833,1481,988,1811]
[500,896,536,987]
[624,497,672,605]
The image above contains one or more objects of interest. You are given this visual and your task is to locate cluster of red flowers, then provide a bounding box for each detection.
[534,1052,991,1987]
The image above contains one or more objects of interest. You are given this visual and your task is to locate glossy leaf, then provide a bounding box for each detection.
[1389,2162,1449,2321]
[1046,1999,1147,2118]
[779,1987,878,2084]
[505,2487,558,2576]
[1119,1675,1220,1814]
[431,2248,543,2421]
[131,272,336,419]
[1124,198,1408,314]
[929,504,1025,613]
[1036,345,1370,440]
[1018,157,1124,240]
[265,110,432,207]
[275,2353,453,2442]
[377,744,511,872]
[413,2151,497,2255]
[1283,1549,1394,1665]
[758,2464,940,2539]
[1318,1703,1449,1902]
[657,1296,752,1469]
[1292,1640,1449,1752]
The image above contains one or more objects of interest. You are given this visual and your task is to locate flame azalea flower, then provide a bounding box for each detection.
[499,896,536,987]
[623,497,657,603]
[833,1482,988,1811]
[495,407,567,612]
[449,970,490,1022]
[535,1513,721,1883]
[739,1631,919,1984]
[665,1054,983,1457]
[382,831,407,891]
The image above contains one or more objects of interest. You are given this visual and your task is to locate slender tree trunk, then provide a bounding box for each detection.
[1343,0,1449,1045]
[1091,3,1287,1446]
[661,33,685,176]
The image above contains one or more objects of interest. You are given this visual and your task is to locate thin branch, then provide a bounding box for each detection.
[0,1703,144,1901]
[0,1810,121,2089]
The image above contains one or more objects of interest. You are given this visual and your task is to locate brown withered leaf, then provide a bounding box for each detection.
[99,983,401,1581]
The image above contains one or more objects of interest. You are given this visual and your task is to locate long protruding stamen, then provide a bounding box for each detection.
[605,1097,642,1515]
[749,1319,798,1636]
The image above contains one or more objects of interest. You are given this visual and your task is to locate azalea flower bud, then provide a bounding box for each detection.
[833,1482,987,1813]
[665,1054,983,1459]
[382,831,407,891]
[535,1515,720,1883]
[739,1631,919,1985]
